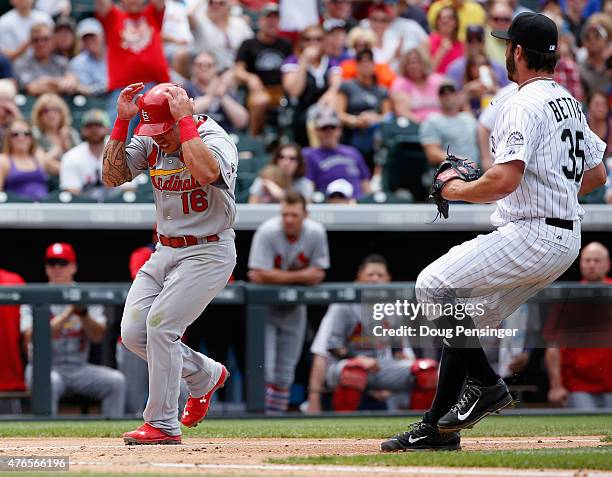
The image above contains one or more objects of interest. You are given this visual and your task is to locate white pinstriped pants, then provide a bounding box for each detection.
[416,218,581,329]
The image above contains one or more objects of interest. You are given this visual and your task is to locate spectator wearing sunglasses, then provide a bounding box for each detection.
[0,118,53,201]
[0,0,53,62]
[446,24,508,90]
[302,108,371,199]
[13,23,81,96]
[20,243,126,417]
[484,1,513,65]
[249,143,314,203]
[281,25,342,147]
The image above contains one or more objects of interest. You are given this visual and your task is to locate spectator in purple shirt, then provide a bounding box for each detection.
[302,108,371,199]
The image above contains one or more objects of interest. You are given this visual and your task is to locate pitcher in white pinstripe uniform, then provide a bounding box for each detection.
[382,13,607,452]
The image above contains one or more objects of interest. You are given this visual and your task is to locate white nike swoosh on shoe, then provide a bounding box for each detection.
[408,435,427,444]
[457,399,479,421]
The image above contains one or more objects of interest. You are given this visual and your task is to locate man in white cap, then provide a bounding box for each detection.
[325,178,355,204]
[69,18,107,96]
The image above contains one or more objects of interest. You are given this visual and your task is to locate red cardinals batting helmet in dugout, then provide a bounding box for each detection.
[134,83,182,137]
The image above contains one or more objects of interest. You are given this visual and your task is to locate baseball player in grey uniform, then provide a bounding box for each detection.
[248,191,330,413]
[382,13,607,452]
[102,82,238,445]
[21,243,126,418]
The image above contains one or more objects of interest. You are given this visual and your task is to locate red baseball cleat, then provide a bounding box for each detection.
[181,365,229,428]
[123,423,181,445]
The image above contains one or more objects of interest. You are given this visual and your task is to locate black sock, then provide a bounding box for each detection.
[462,346,498,386]
[425,345,467,424]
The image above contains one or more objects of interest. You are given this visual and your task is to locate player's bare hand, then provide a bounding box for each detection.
[548,386,568,407]
[507,351,529,375]
[163,85,195,120]
[301,267,325,285]
[356,356,380,373]
[117,83,145,120]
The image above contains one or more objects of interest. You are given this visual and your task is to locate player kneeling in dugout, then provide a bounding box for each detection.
[312,255,438,412]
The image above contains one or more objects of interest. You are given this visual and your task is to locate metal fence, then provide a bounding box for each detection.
[1,282,610,415]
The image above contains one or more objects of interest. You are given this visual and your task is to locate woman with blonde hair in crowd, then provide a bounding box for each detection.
[340,27,396,88]
[248,143,313,203]
[30,94,80,176]
[429,5,464,74]
[390,47,446,124]
[0,119,54,201]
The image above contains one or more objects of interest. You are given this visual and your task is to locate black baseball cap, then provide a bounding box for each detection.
[491,12,558,54]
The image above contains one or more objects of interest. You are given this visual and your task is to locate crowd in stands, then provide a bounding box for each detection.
[0,0,608,204]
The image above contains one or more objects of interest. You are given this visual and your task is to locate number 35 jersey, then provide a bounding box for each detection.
[490,79,605,226]
[125,115,238,237]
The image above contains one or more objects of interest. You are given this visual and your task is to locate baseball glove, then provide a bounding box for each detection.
[429,151,481,219]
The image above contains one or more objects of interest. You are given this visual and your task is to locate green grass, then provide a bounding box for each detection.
[270,447,612,471]
[0,415,610,439]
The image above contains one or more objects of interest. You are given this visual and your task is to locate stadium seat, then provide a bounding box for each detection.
[230,133,266,160]
[238,155,268,174]
[0,191,33,203]
[379,119,431,202]
[357,191,414,204]
[103,188,154,203]
[42,190,98,203]
[69,94,109,129]
[14,94,37,121]
[70,0,96,21]
[16,94,110,129]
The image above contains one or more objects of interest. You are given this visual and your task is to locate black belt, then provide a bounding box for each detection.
[545,218,573,231]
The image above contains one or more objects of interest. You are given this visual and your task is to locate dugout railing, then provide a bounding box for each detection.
[0,282,610,416]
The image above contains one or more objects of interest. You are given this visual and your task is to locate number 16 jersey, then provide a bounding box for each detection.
[490,79,605,226]
[125,115,238,237]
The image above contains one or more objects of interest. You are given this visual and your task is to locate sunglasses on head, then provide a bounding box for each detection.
[46,259,70,267]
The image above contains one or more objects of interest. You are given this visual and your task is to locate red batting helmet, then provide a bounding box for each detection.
[134,83,181,137]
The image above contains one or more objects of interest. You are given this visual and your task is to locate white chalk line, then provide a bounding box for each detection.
[0,438,604,451]
[70,461,612,477]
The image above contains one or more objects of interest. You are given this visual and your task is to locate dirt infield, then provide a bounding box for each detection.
[1,436,610,477]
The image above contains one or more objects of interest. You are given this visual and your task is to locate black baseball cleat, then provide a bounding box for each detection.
[381,420,461,452]
[437,378,513,432]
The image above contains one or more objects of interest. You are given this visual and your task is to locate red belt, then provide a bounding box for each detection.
[157,234,220,248]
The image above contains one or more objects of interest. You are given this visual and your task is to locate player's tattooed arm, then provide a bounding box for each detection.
[102,140,132,187]
[102,82,144,187]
